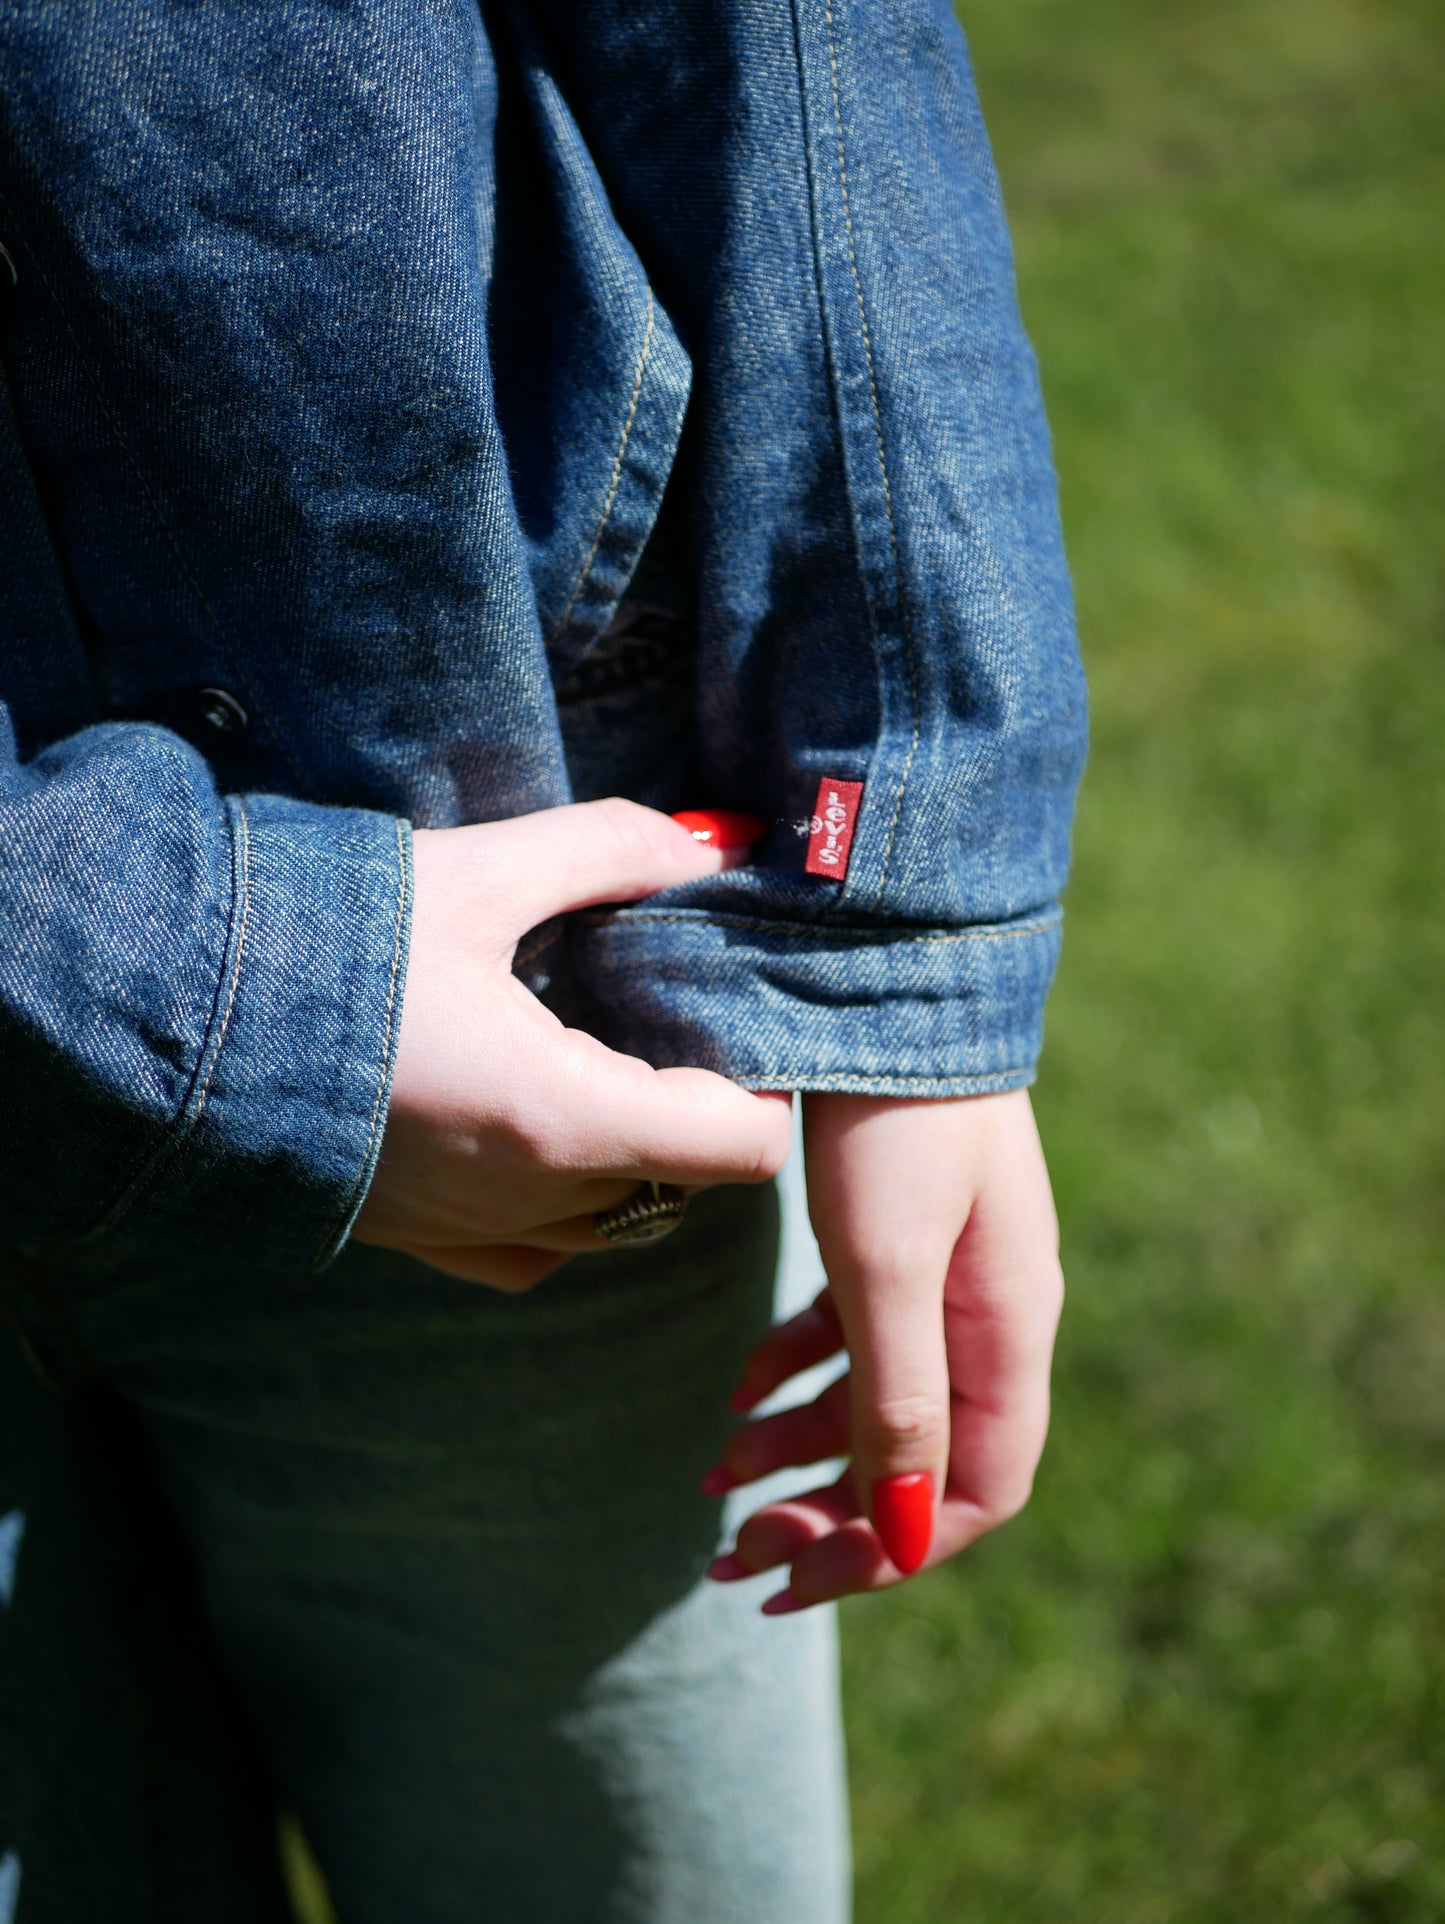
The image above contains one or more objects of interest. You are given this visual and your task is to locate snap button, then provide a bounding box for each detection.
[196,686,249,734]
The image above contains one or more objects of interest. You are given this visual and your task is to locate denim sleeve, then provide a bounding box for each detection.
[0,716,411,1276]
[557,0,1089,1095]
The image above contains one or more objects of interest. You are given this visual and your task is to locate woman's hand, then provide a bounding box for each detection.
[706,1090,1063,1610]
[353,799,792,1290]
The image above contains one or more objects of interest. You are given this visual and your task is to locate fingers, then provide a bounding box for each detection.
[710,1479,859,1582]
[719,1489,992,1613]
[471,1193,695,1255]
[441,1179,651,1252]
[711,1475,917,1610]
[548,1030,794,1188]
[840,1276,951,1577]
[758,1522,893,1613]
[803,1097,956,1576]
[391,1241,570,1292]
[703,1376,850,1491]
[458,797,751,942]
[376,804,786,1268]
[612,1070,794,1187]
[710,1091,1065,1613]
[729,1291,845,1412]
[937,1100,1063,1527]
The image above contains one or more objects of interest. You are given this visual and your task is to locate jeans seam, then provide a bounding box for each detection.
[819,0,922,910]
[313,814,410,1265]
[547,287,657,643]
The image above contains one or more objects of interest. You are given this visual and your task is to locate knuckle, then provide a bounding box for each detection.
[1044,1256,1066,1316]
[495,1092,585,1177]
[524,1122,581,1178]
[590,795,672,868]
[865,1392,945,1453]
[1029,1255,1066,1335]
[839,1231,943,1281]
[749,1114,792,1182]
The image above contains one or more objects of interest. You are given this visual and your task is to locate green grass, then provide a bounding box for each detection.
[844,2,1445,1918]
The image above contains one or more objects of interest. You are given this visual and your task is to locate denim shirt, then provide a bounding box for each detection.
[0,0,1087,1277]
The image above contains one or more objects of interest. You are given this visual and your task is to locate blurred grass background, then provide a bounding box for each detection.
[843,0,1445,1919]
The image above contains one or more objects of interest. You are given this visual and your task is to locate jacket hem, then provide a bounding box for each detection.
[566,905,1064,1089]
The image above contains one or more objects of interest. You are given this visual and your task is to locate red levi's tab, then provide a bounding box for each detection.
[804,777,864,880]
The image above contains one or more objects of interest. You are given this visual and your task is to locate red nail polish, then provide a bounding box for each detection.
[700,1465,740,1497]
[671,808,769,850]
[708,1552,753,1582]
[729,1382,763,1414]
[873,1472,934,1575]
[760,1589,809,1616]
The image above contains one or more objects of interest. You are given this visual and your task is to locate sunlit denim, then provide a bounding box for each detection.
[1,4,1083,1916]
[0,0,1086,1277]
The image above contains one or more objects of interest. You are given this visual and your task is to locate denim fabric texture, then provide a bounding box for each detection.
[0,0,1086,1268]
[0,1165,851,1924]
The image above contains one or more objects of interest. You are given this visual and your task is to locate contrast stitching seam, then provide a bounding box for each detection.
[547,288,656,643]
[197,803,253,1130]
[735,1068,1032,1090]
[314,815,409,1265]
[0,191,308,787]
[820,0,921,907]
[85,801,252,1242]
[575,910,1059,943]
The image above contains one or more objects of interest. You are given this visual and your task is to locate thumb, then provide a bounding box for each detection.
[455,797,759,942]
[803,1095,955,1576]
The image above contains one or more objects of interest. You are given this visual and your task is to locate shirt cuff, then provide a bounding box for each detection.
[75,794,411,1275]
[563,905,1062,1095]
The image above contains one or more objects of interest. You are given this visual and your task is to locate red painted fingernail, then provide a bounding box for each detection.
[729,1382,763,1414]
[700,1465,740,1497]
[708,1552,753,1583]
[671,808,769,850]
[873,1472,934,1575]
[760,1588,810,1616]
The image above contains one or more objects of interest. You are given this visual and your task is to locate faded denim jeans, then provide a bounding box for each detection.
[0,1140,849,1924]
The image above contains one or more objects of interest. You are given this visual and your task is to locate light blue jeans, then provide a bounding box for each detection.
[0,1142,849,1923]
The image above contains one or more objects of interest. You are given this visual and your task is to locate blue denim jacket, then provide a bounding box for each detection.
[0,0,1087,1276]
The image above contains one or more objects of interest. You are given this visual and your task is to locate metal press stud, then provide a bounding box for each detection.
[196,686,249,734]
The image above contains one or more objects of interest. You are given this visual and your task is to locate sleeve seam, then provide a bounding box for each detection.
[737,1067,1035,1092]
[575,908,1061,944]
[311,813,410,1267]
[813,0,922,908]
[67,794,252,1250]
[546,287,656,643]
